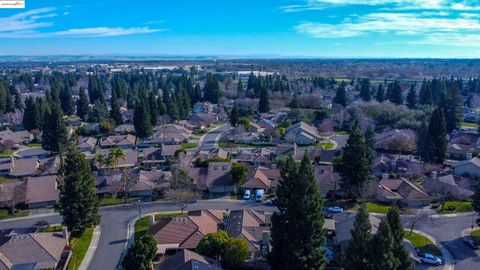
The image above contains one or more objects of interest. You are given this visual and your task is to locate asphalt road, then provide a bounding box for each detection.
[0,200,276,270]
[199,124,230,151]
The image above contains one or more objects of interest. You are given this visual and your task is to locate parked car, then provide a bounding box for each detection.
[243,190,251,200]
[328,206,344,213]
[265,199,277,206]
[464,237,479,249]
[419,253,442,266]
[255,189,265,202]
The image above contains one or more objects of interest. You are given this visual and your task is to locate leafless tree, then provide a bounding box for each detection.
[166,168,197,214]
[1,139,15,151]
[407,208,429,236]
[0,181,26,214]
[165,190,196,214]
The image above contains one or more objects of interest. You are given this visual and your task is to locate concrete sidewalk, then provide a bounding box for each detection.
[78,226,101,270]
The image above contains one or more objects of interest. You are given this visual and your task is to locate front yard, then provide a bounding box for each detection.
[68,228,94,270]
[404,231,442,257]
[134,212,186,239]
[471,229,480,243]
[0,208,29,220]
[435,201,473,214]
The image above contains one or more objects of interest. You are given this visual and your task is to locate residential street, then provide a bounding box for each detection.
[199,123,231,151]
[0,200,276,270]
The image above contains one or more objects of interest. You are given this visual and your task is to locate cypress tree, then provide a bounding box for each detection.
[157,96,166,115]
[4,93,14,113]
[133,98,152,139]
[237,79,244,97]
[269,154,327,270]
[376,84,385,102]
[334,120,371,199]
[42,102,68,153]
[344,202,372,270]
[14,90,23,111]
[389,81,403,105]
[334,83,347,106]
[416,122,435,163]
[109,90,123,125]
[419,79,432,105]
[442,82,463,132]
[364,125,376,165]
[59,144,100,233]
[429,107,448,164]
[370,219,398,270]
[230,103,239,126]
[164,90,179,121]
[0,83,7,112]
[22,97,39,131]
[77,88,90,121]
[258,86,270,113]
[192,83,203,105]
[203,74,221,104]
[387,207,413,270]
[148,91,158,126]
[406,84,417,109]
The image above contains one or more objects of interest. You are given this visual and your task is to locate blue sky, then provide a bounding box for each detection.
[0,0,479,58]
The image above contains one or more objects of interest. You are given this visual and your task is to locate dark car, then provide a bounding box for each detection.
[464,238,479,249]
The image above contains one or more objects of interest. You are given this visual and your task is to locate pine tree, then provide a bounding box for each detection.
[364,125,376,165]
[370,219,398,270]
[192,83,203,105]
[416,122,435,163]
[429,107,448,164]
[42,102,68,153]
[60,84,75,115]
[133,98,152,139]
[334,83,347,106]
[334,120,371,199]
[406,84,417,109]
[376,84,385,102]
[236,79,244,97]
[269,154,327,270]
[360,79,371,101]
[473,184,480,216]
[419,79,432,105]
[14,90,23,111]
[258,86,270,113]
[389,81,403,105]
[164,90,179,121]
[230,103,239,126]
[4,93,14,113]
[387,207,413,270]
[22,97,40,131]
[157,96,166,115]
[109,90,123,125]
[59,144,100,233]
[344,202,372,270]
[148,92,158,126]
[0,83,7,113]
[76,88,90,121]
[442,82,463,132]
[203,74,221,104]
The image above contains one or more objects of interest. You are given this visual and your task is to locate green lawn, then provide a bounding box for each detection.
[435,201,473,214]
[461,122,479,128]
[0,149,13,158]
[365,202,392,214]
[38,225,63,232]
[0,209,29,220]
[181,142,198,150]
[335,131,349,135]
[471,229,480,243]
[154,212,186,220]
[68,227,94,270]
[316,142,334,149]
[404,231,442,257]
[100,197,124,206]
[134,216,151,239]
[26,143,42,147]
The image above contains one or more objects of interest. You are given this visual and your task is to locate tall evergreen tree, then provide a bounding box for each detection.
[360,79,371,102]
[375,84,385,102]
[364,125,376,165]
[269,154,326,270]
[59,144,100,233]
[4,93,14,113]
[429,107,448,164]
[0,83,7,113]
[236,79,244,97]
[473,184,480,217]
[258,86,270,113]
[387,207,413,270]
[442,82,463,132]
[22,97,39,131]
[14,89,23,111]
[389,81,403,105]
[76,88,90,121]
[406,84,417,109]
[334,121,371,199]
[344,202,372,270]
[133,98,152,139]
[164,90,179,121]
[230,103,239,126]
[192,83,203,105]
[109,90,123,125]
[121,235,158,270]
[203,74,221,104]
[148,91,158,126]
[370,219,398,270]
[334,83,347,106]
[60,84,75,115]
[416,121,435,163]
[42,102,68,153]
[419,79,432,105]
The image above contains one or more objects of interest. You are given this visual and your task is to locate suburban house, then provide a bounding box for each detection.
[424,172,475,200]
[241,167,280,193]
[187,162,234,193]
[114,124,135,134]
[78,136,98,153]
[192,101,215,114]
[187,113,218,128]
[373,154,426,178]
[142,145,181,167]
[148,210,224,254]
[156,249,223,270]
[25,175,60,209]
[314,164,340,198]
[0,129,34,149]
[236,148,274,167]
[129,170,172,197]
[0,157,41,178]
[0,229,71,270]
[375,128,417,153]
[144,124,192,146]
[369,177,431,207]
[95,149,139,169]
[334,212,381,250]
[225,210,272,259]
[0,180,26,210]
[453,157,480,178]
[447,132,480,160]
[100,134,136,149]
[285,121,322,145]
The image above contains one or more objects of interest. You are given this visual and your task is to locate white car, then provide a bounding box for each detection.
[419,253,442,266]
[328,206,344,213]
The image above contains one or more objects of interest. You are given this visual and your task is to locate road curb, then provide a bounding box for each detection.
[78,225,101,270]
[412,229,454,270]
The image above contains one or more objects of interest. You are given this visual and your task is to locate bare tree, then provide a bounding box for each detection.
[0,181,26,214]
[166,190,196,214]
[407,208,429,235]
[166,168,197,214]
[1,139,15,151]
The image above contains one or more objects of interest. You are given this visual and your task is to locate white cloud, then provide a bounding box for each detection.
[0,7,164,38]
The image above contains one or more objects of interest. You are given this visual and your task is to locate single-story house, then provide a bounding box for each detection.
[100,134,136,149]
[25,175,60,209]
[369,177,431,207]
[156,249,223,270]
[453,157,480,178]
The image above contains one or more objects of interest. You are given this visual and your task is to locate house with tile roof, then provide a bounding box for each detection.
[453,157,480,178]
[285,121,322,145]
[369,177,431,207]
[100,134,136,149]
[25,175,60,209]
[156,249,223,270]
